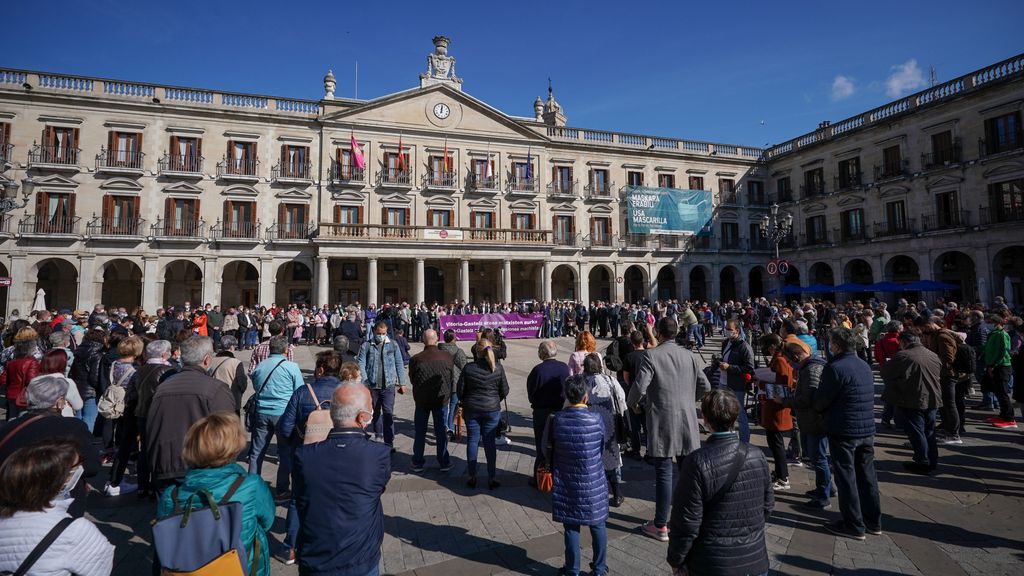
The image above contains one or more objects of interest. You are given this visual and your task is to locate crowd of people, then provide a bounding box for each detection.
[0,290,1020,576]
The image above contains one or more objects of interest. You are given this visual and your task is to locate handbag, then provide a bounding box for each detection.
[497,398,511,436]
[0,517,74,576]
[242,359,285,432]
[536,414,556,493]
[608,377,627,445]
[302,383,333,445]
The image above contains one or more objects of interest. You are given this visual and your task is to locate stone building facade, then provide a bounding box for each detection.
[0,38,1021,314]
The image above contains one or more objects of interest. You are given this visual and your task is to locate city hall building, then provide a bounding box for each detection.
[0,37,1021,314]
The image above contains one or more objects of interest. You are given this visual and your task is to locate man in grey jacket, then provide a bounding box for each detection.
[627,317,710,542]
[881,330,943,474]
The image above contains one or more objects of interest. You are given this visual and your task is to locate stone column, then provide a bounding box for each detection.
[740,266,750,300]
[612,262,623,303]
[677,264,688,301]
[367,257,379,305]
[459,259,470,302]
[975,247,991,305]
[259,259,275,306]
[142,256,160,313]
[316,257,329,306]
[78,255,96,311]
[502,259,512,304]
[710,264,721,302]
[8,254,26,314]
[415,258,426,305]
[202,257,220,306]
[542,261,552,302]
[577,261,589,305]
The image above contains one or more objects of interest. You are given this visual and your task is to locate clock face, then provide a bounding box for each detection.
[433,103,451,119]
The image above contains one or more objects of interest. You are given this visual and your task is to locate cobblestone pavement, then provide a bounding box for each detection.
[85,335,1023,575]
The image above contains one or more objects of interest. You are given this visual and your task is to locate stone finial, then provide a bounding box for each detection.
[542,80,566,127]
[533,96,544,121]
[323,69,336,100]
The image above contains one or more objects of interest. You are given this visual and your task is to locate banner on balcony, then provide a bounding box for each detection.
[424,228,464,240]
[626,186,712,236]
[437,312,544,340]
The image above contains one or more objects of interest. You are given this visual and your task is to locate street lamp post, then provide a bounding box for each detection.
[0,179,33,214]
[759,203,793,294]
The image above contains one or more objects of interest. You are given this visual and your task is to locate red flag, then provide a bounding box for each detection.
[350,131,365,170]
[443,137,450,173]
[396,135,405,172]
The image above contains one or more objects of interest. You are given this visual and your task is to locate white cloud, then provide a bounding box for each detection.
[885,59,926,98]
[831,75,855,101]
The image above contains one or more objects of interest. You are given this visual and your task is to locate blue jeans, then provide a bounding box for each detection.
[77,397,98,434]
[465,410,500,479]
[733,389,750,443]
[563,522,607,576]
[652,457,681,527]
[445,391,459,432]
[806,433,832,503]
[688,323,704,347]
[898,407,937,468]
[370,387,396,445]
[412,406,450,468]
[828,436,882,534]
[248,413,291,492]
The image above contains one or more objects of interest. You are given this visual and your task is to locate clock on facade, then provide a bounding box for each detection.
[433,102,451,119]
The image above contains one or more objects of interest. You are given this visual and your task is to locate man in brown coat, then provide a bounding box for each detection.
[881,330,942,475]
[408,329,454,473]
[915,316,961,444]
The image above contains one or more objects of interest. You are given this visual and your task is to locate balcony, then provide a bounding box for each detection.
[690,235,713,251]
[749,237,771,252]
[28,145,81,170]
[873,161,909,182]
[720,237,743,251]
[317,224,551,245]
[216,158,260,182]
[0,142,13,169]
[800,183,827,199]
[210,220,261,242]
[619,234,649,251]
[421,171,459,192]
[979,137,1023,159]
[747,194,771,208]
[922,144,962,169]
[777,190,795,203]
[158,154,204,177]
[86,217,145,239]
[547,179,578,200]
[584,182,615,201]
[152,218,205,240]
[507,177,539,196]
[95,148,145,175]
[838,228,869,244]
[584,234,615,250]
[833,172,863,192]
[18,215,80,236]
[799,230,834,247]
[873,219,915,238]
[267,221,314,242]
[0,215,12,235]
[715,191,740,206]
[272,162,313,184]
[920,211,969,232]
[553,232,579,249]
[378,168,413,188]
[466,173,500,193]
[657,235,684,251]
[979,205,1024,225]
[330,162,365,186]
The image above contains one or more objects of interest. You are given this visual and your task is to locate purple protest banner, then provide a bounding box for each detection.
[437,313,544,340]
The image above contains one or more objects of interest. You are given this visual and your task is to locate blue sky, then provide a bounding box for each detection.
[6,0,1023,147]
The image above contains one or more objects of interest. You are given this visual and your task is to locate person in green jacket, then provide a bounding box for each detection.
[982,315,1016,427]
[157,412,275,576]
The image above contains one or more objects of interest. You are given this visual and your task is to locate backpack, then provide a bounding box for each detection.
[952,339,976,374]
[96,365,132,419]
[302,383,333,445]
[152,475,254,576]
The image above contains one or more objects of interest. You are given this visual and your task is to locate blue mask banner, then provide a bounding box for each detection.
[625,186,713,236]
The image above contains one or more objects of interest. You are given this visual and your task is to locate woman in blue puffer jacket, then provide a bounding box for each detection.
[543,376,609,576]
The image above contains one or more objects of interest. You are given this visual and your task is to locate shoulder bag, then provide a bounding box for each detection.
[301,383,333,445]
[242,359,285,432]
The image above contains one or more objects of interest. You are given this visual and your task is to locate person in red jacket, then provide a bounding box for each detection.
[0,339,40,420]
[873,320,903,427]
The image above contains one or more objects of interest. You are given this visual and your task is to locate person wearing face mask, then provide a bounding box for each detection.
[292,382,391,576]
[716,319,756,443]
[0,439,114,576]
[146,336,235,493]
[357,321,408,452]
[0,375,101,519]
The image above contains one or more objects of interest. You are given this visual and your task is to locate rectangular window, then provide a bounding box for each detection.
[164,197,199,236]
[805,215,827,244]
[334,205,361,225]
[101,195,138,234]
[41,126,79,164]
[34,191,75,234]
[885,201,907,234]
[837,157,861,189]
[227,141,256,175]
[591,217,611,246]
[777,177,792,202]
[590,169,609,194]
[512,213,535,230]
[428,209,452,227]
[841,208,864,240]
[929,130,956,166]
[688,175,704,190]
[383,207,408,226]
[721,222,739,248]
[657,173,675,188]
[280,145,308,179]
[552,166,573,193]
[472,211,494,229]
[747,181,765,205]
[985,112,1022,154]
[882,145,902,178]
[170,136,201,172]
[627,171,643,186]
[278,203,307,238]
[554,215,575,245]
[988,179,1024,223]
[803,167,824,197]
[224,200,255,237]
[386,152,410,180]
[749,223,765,250]
[107,131,141,167]
[935,192,959,228]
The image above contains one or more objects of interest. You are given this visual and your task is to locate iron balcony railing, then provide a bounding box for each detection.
[379,168,412,186]
[422,171,458,190]
[316,223,552,244]
[584,181,615,199]
[658,235,682,250]
[922,143,962,169]
[553,232,579,247]
[268,221,314,241]
[920,210,969,232]
[800,182,827,199]
[330,162,364,184]
[777,189,794,203]
[838,227,869,243]
[210,220,261,240]
[95,148,145,172]
[873,219,915,237]
[749,237,771,251]
[28,144,80,167]
[87,216,145,237]
[152,218,205,238]
[272,162,312,182]
[584,234,614,249]
[690,235,713,250]
[720,237,743,250]
[0,142,13,167]
[507,177,539,194]
[979,204,1024,225]
[873,160,909,181]
[19,215,80,235]
[217,157,259,178]
[467,173,500,191]
[715,191,740,205]
[547,179,579,197]
[799,230,834,246]
[833,171,863,191]
[619,233,649,250]
[159,153,204,175]
[979,136,1023,157]
[747,194,771,207]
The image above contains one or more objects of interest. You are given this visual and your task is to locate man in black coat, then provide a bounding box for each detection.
[408,329,454,473]
[716,319,756,442]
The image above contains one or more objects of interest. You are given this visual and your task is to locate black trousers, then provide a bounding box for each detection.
[109,415,139,487]
[766,429,789,481]
[532,408,554,472]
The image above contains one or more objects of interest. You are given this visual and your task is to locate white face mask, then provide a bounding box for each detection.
[58,465,84,500]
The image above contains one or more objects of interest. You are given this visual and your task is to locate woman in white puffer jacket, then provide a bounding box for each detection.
[0,439,114,576]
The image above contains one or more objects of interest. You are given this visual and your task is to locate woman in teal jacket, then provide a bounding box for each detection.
[157,412,275,576]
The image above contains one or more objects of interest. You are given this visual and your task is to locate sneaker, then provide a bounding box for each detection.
[274,548,296,565]
[104,481,138,496]
[993,419,1018,428]
[866,526,884,536]
[801,499,832,510]
[824,520,866,541]
[439,463,453,472]
[772,479,791,491]
[640,521,669,542]
[985,416,1003,423]
[786,457,804,467]
[496,436,512,446]
[938,436,964,445]
[410,464,425,473]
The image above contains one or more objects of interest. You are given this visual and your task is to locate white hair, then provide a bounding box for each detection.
[27,374,69,409]
[145,339,172,360]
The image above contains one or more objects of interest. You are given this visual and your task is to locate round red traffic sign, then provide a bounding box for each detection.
[439,229,448,238]
[766,261,778,275]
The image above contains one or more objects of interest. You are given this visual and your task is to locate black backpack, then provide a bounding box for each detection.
[952,339,976,374]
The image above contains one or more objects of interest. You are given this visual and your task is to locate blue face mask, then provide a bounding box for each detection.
[374,334,386,343]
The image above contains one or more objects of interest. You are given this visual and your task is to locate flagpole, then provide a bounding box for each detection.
[354,60,358,99]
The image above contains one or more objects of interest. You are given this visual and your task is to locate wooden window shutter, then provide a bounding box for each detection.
[1,123,9,143]
[248,202,256,225]
[570,215,575,236]
[381,206,387,224]
[404,208,410,225]
[101,195,112,219]
[132,196,140,219]
[357,205,363,224]
[552,214,557,231]
[552,166,557,183]
[589,169,594,187]
[192,199,200,222]
[224,200,232,223]
[227,141,235,162]
[280,144,287,165]
[278,203,286,224]
[108,132,117,154]
[135,131,143,153]
[590,217,596,237]
[426,209,433,224]
[72,128,79,150]
[250,142,257,162]
[195,138,202,159]
[67,193,76,219]
[164,197,172,222]
[42,126,53,147]
[170,135,178,154]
